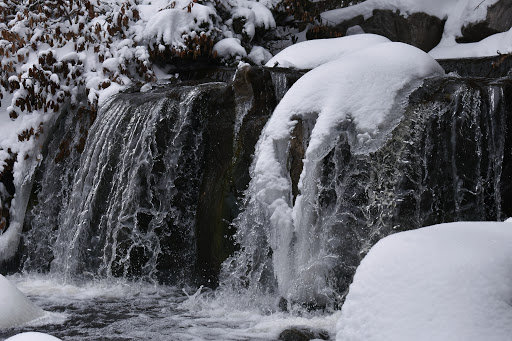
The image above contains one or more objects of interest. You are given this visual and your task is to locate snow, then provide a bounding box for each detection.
[0,274,45,328]
[143,2,216,50]
[248,46,273,65]
[250,42,444,298]
[265,34,390,69]
[5,333,62,341]
[213,38,247,59]
[321,0,497,25]
[336,222,512,341]
[430,28,512,59]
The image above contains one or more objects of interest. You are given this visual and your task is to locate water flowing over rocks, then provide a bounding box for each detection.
[2,59,512,311]
[11,66,304,285]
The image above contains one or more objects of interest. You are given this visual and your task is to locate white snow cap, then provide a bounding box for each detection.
[265,34,391,69]
[248,46,273,65]
[143,1,216,49]
[337,222,512,341]
[5,332,62,341]
[0,274,45,328]
[213,38,247,59]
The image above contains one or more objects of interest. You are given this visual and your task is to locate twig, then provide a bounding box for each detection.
[474,0,487,11]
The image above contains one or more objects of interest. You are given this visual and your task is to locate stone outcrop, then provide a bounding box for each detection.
[457,0,512,43]
[278,326,329,341]
[332,10,445,52]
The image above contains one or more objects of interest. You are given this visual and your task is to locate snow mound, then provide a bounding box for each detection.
[0,274,45,328]
[5,332,62,341]
[265,34,390,69]
[336,222,512,341]
[250,42,444,299]
[430,28,512,59]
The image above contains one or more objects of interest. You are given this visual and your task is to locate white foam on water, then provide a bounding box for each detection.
[3,274,339,341]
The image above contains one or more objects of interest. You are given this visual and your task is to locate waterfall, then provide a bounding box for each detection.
[220,75,512,310]
[22,85,217,282]
[8,66,512,313]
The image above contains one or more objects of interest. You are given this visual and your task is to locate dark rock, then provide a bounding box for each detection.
[277,296,288,312]
[437,54,512,78]
[457,0,512,43]
[317,76,512,299]
[289,118,306,204]
[333,10,445,52]
[360,10,445,52]
[278,326,329,341]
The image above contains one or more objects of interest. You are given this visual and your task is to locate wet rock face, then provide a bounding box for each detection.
[195,67,292,283]
[333,10,445,52]
[316,76,512,298]
[457,0,512,43]
[13,67,305,285]
[438,55,512,78]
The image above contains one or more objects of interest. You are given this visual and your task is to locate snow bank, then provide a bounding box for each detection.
[430,28,512,59]
[0,274,45,328]
[336,222,512,341]
[265,34,390,69]
[5,332,62,341]
[250,42,444,299]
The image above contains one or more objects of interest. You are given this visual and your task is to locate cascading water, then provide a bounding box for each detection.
[22,85,218,283]
[2,64,512,340]
[220,73,512,311]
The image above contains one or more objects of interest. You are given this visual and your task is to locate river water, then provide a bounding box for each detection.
[0,274,339,341]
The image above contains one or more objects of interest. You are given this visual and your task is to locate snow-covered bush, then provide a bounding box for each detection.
[143,0,219,61]
[0,0,155,240]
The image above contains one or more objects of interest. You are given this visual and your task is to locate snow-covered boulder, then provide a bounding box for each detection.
[248,42,444,301]
[0,275,45,328]
[265,34,390,69]
[429,29,512,59]
[458,0,512,43]
[337,222,512,341]
[5,333,62,341]
[321,0,512,58]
